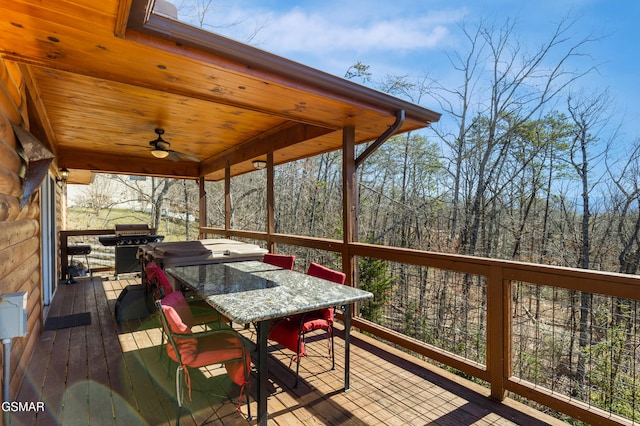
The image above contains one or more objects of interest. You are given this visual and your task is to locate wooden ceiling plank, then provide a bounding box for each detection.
[9,0,118,34]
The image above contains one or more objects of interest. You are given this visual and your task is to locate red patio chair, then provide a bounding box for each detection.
[263,253,296,270]
[157,291,252,423]
[268,262,346,387]
[145,262,226,355]
[145,261,224,321]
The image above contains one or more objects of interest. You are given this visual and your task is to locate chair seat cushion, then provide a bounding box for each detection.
[166,335,199,364]
[293,308,333,332]
[192,334,249,386]
[300,316,331,333]
[269,319,305,357]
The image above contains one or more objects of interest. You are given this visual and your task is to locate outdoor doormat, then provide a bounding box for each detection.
[44,312,91,331]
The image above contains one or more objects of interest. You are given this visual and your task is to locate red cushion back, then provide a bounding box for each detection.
[307,262,346,284]
[160,292,198,364]
[263,253,295,270]
[162,291,196,330]
[145,261,174,297]
[306,263,345,325]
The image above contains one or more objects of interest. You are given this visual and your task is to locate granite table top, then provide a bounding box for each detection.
[166,260,373,324]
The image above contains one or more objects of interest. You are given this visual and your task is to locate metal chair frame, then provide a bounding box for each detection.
[156,299,252,424]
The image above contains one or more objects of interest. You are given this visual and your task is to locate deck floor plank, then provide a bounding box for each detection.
[13,274,568,426]
[41,281,77,426]
[86,273,122,425]
[101,278,148,425]
[60,279,90,426]
[127,325,179,425]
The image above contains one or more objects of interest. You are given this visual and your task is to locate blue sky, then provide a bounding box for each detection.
[176,0,639,150]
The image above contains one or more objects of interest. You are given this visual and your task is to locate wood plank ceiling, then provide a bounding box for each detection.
[0,0,440,184]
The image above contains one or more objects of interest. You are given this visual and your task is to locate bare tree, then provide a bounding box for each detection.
[112,175,177,230]
[564,89,612,399]
[77,174,117,215]
[175,0,267,44]
[430,15,598,257]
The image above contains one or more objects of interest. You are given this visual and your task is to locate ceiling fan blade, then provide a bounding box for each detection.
[174,151,200,162]
[167,151,181,162]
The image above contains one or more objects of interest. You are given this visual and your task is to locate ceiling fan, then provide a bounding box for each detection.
[149,128,199,162]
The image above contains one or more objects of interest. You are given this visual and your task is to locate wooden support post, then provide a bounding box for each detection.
[266,152,275,253]
[198,177,207,239]
[224,162,231,237]
[487,265,510,400]
[342,126,356,288]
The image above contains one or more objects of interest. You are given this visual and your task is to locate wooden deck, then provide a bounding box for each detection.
[13,275,567,425]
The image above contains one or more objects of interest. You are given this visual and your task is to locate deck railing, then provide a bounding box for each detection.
[201,226,640,426]
[59,227,638,424]
[60,229,116,280]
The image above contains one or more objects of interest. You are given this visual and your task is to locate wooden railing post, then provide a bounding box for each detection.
[487,264,510,400]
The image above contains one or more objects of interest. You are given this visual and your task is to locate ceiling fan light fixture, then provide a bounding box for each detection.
[151,149,170,159]
[253,160,267,170]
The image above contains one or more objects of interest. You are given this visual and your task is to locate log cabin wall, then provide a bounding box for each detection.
[0,57,45,401]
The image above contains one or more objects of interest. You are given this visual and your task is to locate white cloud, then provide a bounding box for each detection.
[262,9,454,53]
[211,4,464,56]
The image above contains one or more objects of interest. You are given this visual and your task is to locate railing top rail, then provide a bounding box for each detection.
[60,229,115,237]
[202,227,640,301]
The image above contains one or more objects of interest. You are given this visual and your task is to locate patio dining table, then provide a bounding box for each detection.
[165,260,373,426]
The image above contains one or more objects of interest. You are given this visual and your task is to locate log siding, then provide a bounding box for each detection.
[0,56,46,402]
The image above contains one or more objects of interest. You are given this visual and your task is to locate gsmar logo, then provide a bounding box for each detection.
[1,401,46,412]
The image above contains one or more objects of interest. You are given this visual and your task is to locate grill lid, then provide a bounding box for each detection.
[115,224,151,237]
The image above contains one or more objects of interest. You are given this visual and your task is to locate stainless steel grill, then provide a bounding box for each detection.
[99,224,164,276]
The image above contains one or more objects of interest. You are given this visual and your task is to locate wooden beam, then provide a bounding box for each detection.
[57,148,199,178]
[17,64,58,153]
[506,379,630,426]
[200,122,334,176]
[114,0,134,38]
